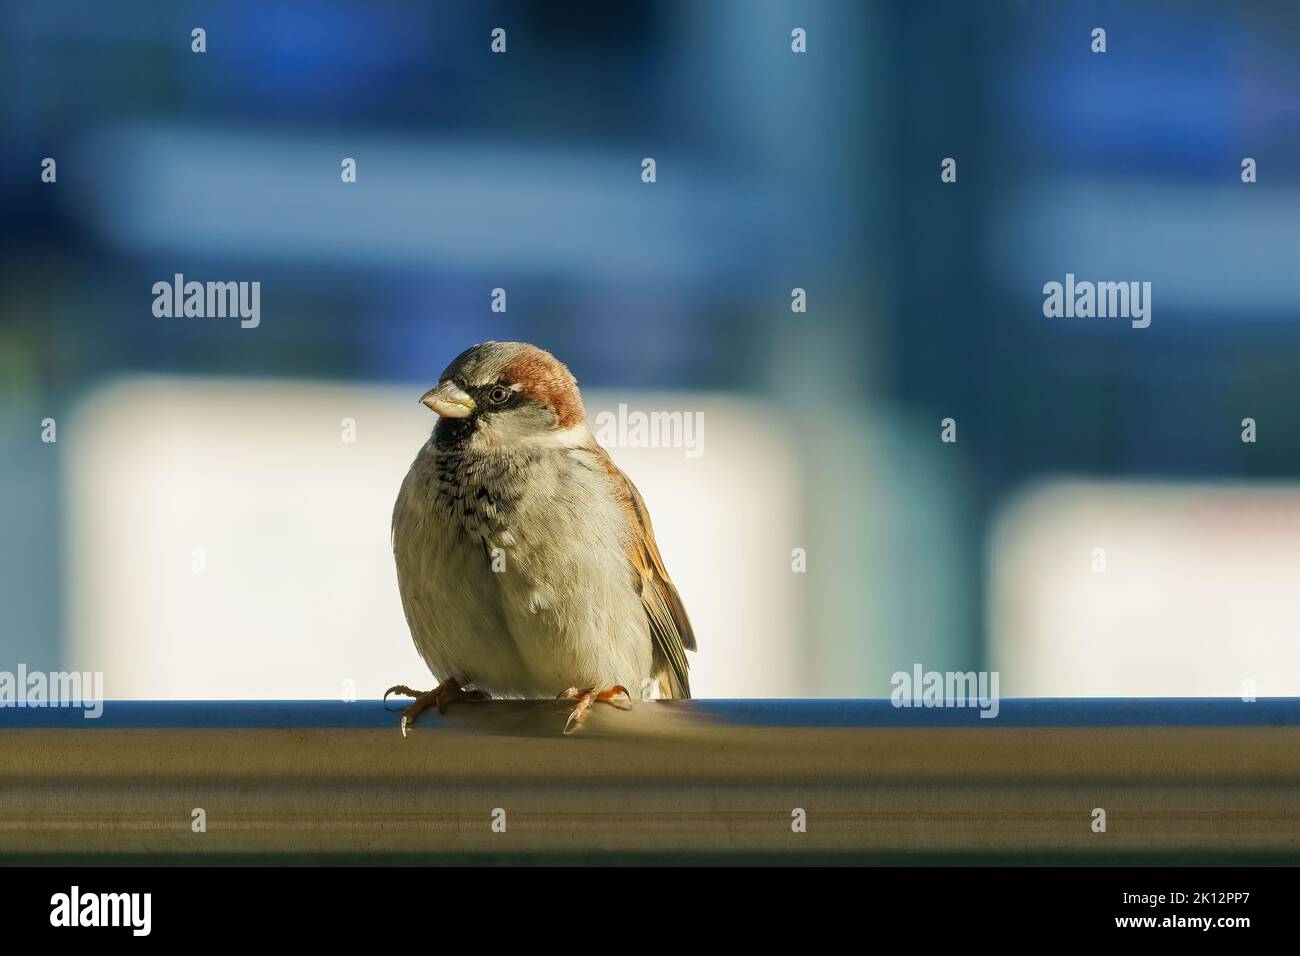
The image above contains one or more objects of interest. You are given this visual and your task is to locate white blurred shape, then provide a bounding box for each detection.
[66,378,803,699]
[990,481,1300,696]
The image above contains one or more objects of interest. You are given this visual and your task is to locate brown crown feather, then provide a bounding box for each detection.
[501,346,586,429]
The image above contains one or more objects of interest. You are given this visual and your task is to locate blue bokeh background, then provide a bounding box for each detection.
[3,0,1299,696]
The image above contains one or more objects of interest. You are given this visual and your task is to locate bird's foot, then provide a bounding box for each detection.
[384,678,486,737]
[556,685,633,735]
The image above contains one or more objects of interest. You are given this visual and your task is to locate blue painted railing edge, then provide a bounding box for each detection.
[0,698,1297,729]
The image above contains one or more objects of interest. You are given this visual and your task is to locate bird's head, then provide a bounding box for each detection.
[420,341,587,449]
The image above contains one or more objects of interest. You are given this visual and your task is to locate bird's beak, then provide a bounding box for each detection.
[420,382,476,418]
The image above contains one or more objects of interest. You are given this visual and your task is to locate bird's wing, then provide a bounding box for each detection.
[594,448,696,699]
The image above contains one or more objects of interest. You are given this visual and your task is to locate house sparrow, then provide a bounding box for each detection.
[387,342,696,735]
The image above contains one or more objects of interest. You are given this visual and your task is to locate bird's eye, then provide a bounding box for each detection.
[487,384,512,406]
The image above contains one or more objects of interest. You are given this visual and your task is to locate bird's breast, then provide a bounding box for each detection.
[430,449,528,551]
[428,445,631,579]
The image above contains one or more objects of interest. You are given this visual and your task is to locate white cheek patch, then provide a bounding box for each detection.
[471,416,592,451]
[545,424,594,448]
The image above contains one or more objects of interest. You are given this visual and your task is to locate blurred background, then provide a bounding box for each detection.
[3,0,1300,700]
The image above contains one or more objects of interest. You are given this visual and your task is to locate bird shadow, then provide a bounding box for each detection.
[394,697,702,741]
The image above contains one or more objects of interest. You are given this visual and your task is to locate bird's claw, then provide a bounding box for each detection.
[383,684,427,707]
[385,678,484,736]
[559,685,633,735]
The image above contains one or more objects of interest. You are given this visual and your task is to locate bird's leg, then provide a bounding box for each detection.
[556,685,633,735]
[384,678,486,737]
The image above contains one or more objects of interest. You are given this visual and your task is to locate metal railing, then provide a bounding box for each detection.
[2,699,1298,863]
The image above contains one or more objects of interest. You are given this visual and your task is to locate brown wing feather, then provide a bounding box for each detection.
[593,448,696,698]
